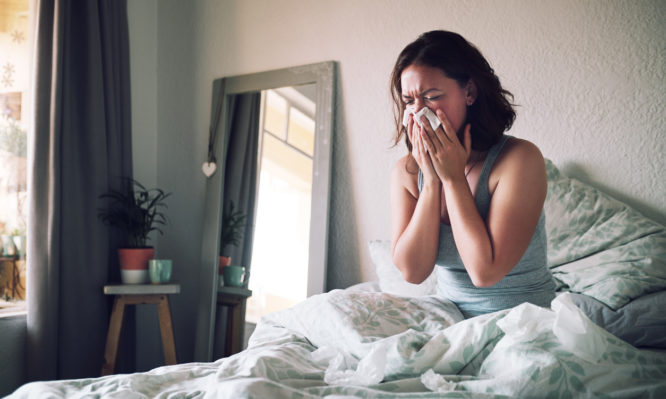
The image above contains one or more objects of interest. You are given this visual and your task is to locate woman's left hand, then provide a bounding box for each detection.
[418,109,472,183]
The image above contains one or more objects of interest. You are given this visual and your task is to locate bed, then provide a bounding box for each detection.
[9,160,666,398]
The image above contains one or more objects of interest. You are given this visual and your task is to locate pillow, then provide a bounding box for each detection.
[568,291,666,349]
[544,159,666,309]
[544,159,664,267]
[368,240,436,297]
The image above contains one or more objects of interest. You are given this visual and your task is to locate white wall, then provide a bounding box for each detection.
[130,0,665,364]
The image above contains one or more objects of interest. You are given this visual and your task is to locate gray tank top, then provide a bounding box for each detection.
[418,135,555,318]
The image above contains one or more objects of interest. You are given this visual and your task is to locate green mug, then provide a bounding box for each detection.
[223,265,245,287]
[149,259,172,284]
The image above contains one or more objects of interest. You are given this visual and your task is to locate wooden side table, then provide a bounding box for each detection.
[217,286,252,357]
[101,284,180,376]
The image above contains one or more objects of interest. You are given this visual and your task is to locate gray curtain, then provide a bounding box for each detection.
[27,0,133,380]
[212,92,260,359]
[222,92,261,282]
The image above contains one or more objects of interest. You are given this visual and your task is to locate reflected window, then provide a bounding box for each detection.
[263,90,287,139]
[287,107,315,156]
[246,87,315,324]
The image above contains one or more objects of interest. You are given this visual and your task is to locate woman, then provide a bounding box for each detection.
[390,30,555,318]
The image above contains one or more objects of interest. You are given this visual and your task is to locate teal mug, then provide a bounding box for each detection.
[149,259,173,284]
[223,265,245,287]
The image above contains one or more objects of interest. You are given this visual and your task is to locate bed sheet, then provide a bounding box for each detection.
[10,289,666,399]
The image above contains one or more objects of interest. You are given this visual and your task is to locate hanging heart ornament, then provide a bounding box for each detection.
[202,162,217,177]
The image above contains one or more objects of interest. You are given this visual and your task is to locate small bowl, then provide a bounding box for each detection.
[121,269,148,284]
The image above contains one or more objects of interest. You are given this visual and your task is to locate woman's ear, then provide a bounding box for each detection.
[465,79,478,106]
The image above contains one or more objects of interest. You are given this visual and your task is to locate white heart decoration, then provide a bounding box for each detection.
[202,162,217,177]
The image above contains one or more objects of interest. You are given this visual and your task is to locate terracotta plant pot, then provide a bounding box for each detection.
[118,248,155,284]
[218,255,231,275]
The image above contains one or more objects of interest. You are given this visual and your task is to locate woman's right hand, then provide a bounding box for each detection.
[407,115,439,186]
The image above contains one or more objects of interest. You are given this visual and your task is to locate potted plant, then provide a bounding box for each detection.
[98,178,171,284]
[0,222,13,257]
[219,200,246,274]
[10,226,25,259]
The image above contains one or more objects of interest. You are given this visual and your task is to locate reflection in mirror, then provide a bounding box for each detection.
[247,85,316,323]
[195,62,335,362]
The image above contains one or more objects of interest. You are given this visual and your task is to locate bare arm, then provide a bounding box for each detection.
[390,156,441,283]
[416,108,547,287]
[444,140,547,287]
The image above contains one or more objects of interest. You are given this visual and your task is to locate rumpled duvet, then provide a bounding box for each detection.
[10,290,666,398]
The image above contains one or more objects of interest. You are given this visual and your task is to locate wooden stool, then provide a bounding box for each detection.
[101,284,180,376]
[217,286,252,357]
[0,256,24,299]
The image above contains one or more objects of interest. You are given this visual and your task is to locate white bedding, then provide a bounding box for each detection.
[10,289,666,398]
[10,160,666,398]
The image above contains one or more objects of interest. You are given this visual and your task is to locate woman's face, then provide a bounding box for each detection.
[400,64,473,136]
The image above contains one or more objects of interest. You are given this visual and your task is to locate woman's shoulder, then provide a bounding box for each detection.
[499,136,544,165]
[391,154,420,194]
[392,154,419,176]
[490,136,546,190]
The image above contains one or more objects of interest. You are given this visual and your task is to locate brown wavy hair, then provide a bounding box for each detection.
[390,30,516,152]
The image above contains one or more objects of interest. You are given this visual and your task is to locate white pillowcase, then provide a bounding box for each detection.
[368,240,437,297]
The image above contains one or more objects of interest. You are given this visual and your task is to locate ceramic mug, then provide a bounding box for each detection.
[149,259,173,284]
[223,265,245,287]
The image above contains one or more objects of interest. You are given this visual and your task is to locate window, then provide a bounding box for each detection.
[0,0,32,316]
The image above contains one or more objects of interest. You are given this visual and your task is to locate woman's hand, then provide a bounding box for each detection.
[407,114,439,185]
[419,109,472,184]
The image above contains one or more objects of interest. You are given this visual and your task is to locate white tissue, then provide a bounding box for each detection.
[496,294,608,364]
[551,293,608,363]
[316,343,387,386]
[421,369,457,392]
[402,107,441,131]
[496,302,553,343]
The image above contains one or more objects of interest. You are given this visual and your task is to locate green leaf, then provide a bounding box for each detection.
[549,367,563,385]
[462,345,474,362]
[449,361,465,371]
[530,368,541,382]
[569,375,585,391]
[566,361,585,376]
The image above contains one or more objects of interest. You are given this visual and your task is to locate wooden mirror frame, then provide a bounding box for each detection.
[194,61,336,362]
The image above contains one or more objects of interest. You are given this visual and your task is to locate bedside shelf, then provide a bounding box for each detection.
[217,285,251,298]
[216,285,252,357]
[104,283,180,295]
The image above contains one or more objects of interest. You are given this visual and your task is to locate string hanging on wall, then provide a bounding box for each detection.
[203,80,226,178]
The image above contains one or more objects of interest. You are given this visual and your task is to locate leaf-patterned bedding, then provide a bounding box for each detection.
[10,290,666,398]
[544,159,666,309]
[10,159,666,398]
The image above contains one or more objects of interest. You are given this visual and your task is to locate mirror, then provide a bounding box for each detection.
[195,62,336,362]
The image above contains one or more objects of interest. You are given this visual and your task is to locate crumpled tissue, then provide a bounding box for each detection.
[551,292,608,363]
[496,301,553,342]
[421,368,457,392]
[497,293,608,364]
[311,343,387,386]
[403,107,441,131]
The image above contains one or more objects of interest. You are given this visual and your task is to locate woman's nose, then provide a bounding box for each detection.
[411,99,424,111]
